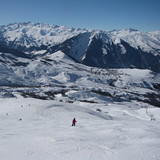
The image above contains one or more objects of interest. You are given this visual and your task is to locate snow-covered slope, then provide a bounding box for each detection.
[0,41,160,160]
[51,30,160,72]
[0,95,160,160]
[111,29,160,55]
[0,50,159,106]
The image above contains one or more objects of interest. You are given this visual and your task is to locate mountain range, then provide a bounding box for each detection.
[0,23,160,160]
[0,22,160,107]
[0,22,160,72]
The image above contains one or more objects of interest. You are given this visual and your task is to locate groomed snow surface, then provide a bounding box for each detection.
[0,95,160,160]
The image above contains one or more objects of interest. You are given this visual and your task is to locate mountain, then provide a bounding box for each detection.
[0,48,160,107]
[0,23,160,160]
[0,22,86,52]
[0,22,160,72]
[0,22,160,105]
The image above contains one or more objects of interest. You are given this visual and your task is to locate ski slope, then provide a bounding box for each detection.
[0,43,160,160]
[0,95,160,160]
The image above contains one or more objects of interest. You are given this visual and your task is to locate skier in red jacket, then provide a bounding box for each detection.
[72,118,77,126]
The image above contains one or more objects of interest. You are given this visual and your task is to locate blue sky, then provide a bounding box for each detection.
[0,0,160,31]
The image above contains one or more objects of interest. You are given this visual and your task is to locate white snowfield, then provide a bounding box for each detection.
[0,95,160,160]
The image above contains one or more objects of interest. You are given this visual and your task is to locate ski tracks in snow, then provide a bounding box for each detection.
[51,137,114,160]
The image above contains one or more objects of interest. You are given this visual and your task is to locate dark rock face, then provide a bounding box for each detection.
[82,38,160,72]
[0,45,30,58]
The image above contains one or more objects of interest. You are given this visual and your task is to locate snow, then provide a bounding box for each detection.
[102,47,108,55]
[1,22,87,48]
[118,69,152,83]
[31,50,47,55]
[0,95,160,160]
[111,29,160,55]
[0,34,160,159]
[47,51,74,63]
[1,22,160,58]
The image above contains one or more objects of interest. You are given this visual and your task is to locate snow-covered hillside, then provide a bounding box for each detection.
[0,49,160,105]
[0,44,160,159]
[0,85,160,160]
[111,29,160,55]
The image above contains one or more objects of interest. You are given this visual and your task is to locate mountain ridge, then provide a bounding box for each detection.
[0,22,160,72]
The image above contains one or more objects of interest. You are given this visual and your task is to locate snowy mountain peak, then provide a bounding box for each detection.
[110,29,160,55]
[0,22,87,49]
[0,22,160,55]
[0,22,160,72]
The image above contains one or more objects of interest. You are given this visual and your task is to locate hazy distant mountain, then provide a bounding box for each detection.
[0,22,160,72]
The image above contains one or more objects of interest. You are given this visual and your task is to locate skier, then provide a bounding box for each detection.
[72,118,77,126]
